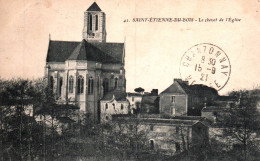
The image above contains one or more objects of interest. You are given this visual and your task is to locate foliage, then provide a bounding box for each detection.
[134,87,145,93]
[220,90,260,160]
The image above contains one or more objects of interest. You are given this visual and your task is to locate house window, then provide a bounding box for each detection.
[172,107,176,115]
[176,126,179,133]
[171,96,175,103]
[95,15,98,30]
[150,125,154,131]
[69,76,74,93]
[132,97,134,101]
[77,75,84,94]
[59,77,63,96]
[89,14,92,31]
[129,125,133,130]
[114,78,118,89]
[105,103,108,110]
[121,104,124,110]
[150,140,154,150]
[49,76,54,91]
[88,77,94,94]
[112,103,115,109]
[175,142,180,152]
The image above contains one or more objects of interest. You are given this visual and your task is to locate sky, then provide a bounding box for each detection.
[0,0,260,95]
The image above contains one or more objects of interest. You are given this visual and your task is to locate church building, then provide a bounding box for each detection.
[44,2,126,122]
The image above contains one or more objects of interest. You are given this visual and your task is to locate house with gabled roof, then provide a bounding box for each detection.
[160,79,218,116]
[100,90,130,123]
[44,2,126,122]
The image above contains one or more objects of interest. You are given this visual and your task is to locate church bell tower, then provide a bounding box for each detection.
[82,2,106,43]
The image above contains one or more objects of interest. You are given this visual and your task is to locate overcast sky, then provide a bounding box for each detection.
[0,0,259,95]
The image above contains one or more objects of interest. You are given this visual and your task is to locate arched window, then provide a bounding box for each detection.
[105,103,108,110]
[69,76,74,93]
[89,14,92,31]
[59,77,63,96]
[121,104,124,110]
[112,103,115,110]
[88,77,94,94]
[103,78,109,95]
[114,78,118,89]
[95,15,98,30]
[77,75,84,94]
[49,76,54,91]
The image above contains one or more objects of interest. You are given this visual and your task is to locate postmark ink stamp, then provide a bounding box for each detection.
[179,43,231,91]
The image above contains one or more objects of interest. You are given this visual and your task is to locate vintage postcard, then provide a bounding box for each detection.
[0,0,259,160]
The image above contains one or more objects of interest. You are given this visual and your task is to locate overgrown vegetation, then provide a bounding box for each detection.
[0,78,260,161]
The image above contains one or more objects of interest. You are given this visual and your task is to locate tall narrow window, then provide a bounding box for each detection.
[114,78,118,89]
[97,76,100,93]
[88,77,94,94]
[59,77,63,96]
[49,76,54,91]
[89,14,92,31]
[171,96,175,103]
[150,140,154,150]
[69,76,74,93]
[105,103,108,110]
[77,75,84,94]
[175,142,180,152]
[121,104,124,110]
[112,103,115,110]
[103,78,109,95]
[95,15,98,30]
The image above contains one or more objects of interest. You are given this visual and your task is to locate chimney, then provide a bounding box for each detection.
[151,89,158,96]
[173,78,189,85]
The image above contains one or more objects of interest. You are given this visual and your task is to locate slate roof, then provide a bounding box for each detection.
[160,80,190,94]
[87,2,101,11]
[46,40,124,64]
[160,79,218,96]
[112,114,209,127]
[68,40,119,63]
[102,90,127,101]
[127,92,143,97]
[91,42,124,63]
[46,41,79,62]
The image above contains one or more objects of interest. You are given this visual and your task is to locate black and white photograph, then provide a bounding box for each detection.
[0,0,260,160]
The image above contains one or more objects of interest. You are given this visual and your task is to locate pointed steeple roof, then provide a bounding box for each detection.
[87,2,102,11]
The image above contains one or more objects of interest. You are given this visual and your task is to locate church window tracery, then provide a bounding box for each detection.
[88,77,94,94]
[95,15,98,30]
[115,78,118,89]
[77,75,84,94]
[59,77,63,96]
[103,78,109,94]
[89,14,92,31]
[69,76,74,93]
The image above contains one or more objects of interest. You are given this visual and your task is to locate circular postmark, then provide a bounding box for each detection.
[179,43,231,91]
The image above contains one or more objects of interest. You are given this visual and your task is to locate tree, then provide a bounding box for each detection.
[221,90,260,160]
[108,114,150,160]
[134,87,145,94]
